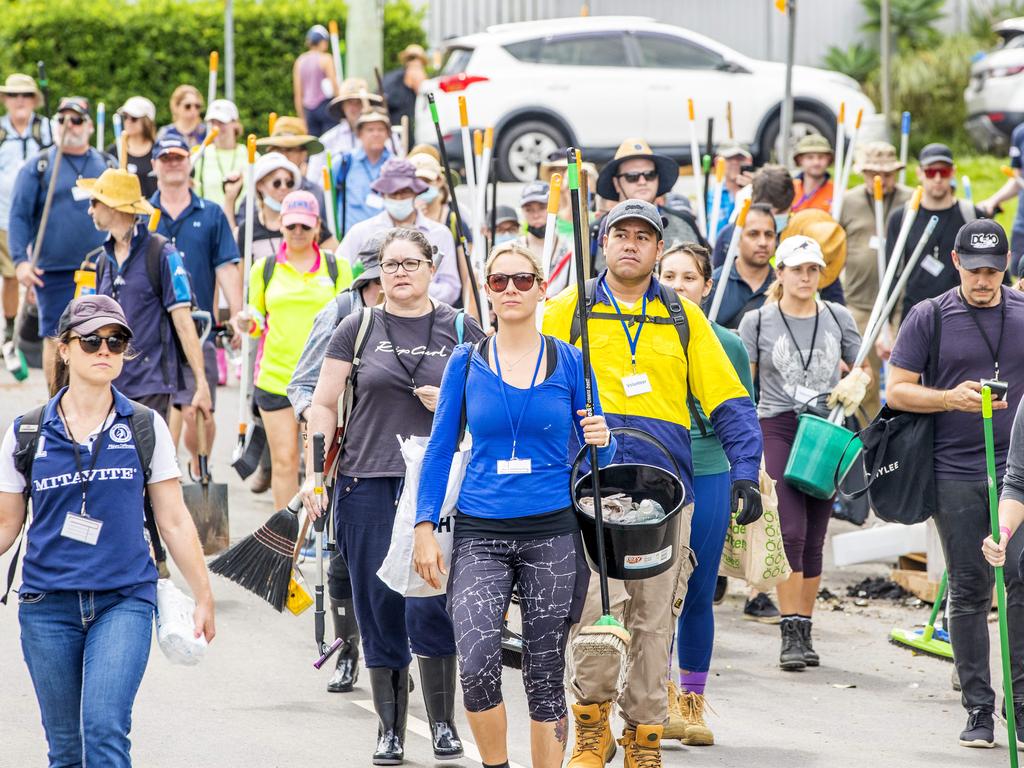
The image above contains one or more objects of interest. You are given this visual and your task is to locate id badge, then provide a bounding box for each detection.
[497,458,532,475]
[921,253,945,277]
[622,372,653,397]
[791,384,819,407]
[365,192,384,210]
[61,513,103,546]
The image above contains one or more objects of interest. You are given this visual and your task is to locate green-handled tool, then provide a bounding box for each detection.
[889,570,953,661]
[984,385,1019,763]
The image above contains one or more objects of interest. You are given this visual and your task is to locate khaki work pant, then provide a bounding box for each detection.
[569,503,696,727]
[849,304,882,423]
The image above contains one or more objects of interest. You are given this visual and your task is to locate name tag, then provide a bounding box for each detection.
[497,458,532,475]
[921,253,945,277]
[61,512,103,545]
[790,384,820,407]
[622,372,652,397]
[365,192,384,209]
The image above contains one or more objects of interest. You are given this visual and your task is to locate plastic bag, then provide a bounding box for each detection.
[719,466,792,591]
[378,434,471,598]
[155,578,207,666]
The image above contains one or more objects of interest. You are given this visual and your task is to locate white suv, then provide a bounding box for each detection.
[416,16,875,182]
[965,17,1024,152]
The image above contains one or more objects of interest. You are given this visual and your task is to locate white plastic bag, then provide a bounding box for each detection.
[378,434,470,598]
[155,578,207,666]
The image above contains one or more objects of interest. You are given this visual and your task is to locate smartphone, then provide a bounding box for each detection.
[981,378,1009,401]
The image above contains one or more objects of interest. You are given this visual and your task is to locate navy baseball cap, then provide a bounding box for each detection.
[919,143,954,166]
[604,199,665,239]
[954,220,1010,271]
[153,137,190,160]
[56,96,90,117]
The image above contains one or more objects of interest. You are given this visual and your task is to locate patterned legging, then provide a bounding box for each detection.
[447,533,589,722]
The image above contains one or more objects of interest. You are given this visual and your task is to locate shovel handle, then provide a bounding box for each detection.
[196,409,209,458]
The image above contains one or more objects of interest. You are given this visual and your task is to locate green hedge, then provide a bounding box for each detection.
[0,0,426,132]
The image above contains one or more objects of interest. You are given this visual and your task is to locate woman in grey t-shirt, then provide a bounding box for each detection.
[738,236,868,673]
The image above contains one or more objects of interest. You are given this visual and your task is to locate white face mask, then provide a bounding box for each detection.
[385,198,415,221]
[263,196,283,212]
[494,232,517,246]
[417,185,440,205]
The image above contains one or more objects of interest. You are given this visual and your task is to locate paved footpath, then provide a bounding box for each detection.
[0,369,1015,767]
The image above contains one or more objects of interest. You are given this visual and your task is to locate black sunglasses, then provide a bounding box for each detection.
[487,272,538,292]
[270,178,296,190]
[5,92,36,99]
[74,334,128,354]
[284,223,313,232]
[57,115,86,126]
[616,170,658,183]
[181,102,202,111]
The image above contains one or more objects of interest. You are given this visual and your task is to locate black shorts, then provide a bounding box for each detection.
[254,385,292,413]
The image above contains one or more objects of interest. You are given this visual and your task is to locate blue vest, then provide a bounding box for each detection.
[19,387,158,604]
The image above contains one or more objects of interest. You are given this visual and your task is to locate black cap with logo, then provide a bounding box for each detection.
[954,219,1010,271]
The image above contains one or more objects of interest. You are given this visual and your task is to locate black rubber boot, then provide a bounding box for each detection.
[369,667,408,765]
[418,655,464,759]
[779,618,807,671]
[799,619,820,667]
[327,597,360,693]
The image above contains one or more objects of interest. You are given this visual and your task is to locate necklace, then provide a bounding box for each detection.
[64,151,91,179]
[498,338,541,370]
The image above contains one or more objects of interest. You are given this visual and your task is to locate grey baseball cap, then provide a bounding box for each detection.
[490,205,519,226]
[352,232,386,290]
[57,295,132,337]
[603,199,665,239]
[519,180,549,206]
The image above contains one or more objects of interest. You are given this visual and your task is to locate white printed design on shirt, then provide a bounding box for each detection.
[373,341,451,358]
[771,332,840,401]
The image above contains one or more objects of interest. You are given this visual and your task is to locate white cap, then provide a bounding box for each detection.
[205,98,239,124]
[775,235,826,269]
[118,96,156,121]
[253,152,302,188]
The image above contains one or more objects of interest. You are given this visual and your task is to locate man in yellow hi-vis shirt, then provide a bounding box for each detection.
[544,199,763,768]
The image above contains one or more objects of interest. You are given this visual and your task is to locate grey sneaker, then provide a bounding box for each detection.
[959,708,995,748]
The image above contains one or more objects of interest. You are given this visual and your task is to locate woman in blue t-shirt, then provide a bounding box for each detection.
[0,295,214,768]
[414,242,615,768]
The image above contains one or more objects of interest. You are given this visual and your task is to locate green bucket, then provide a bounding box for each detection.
[783,413,863,499]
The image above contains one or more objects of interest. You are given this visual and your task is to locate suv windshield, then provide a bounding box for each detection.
[504,33,630,67]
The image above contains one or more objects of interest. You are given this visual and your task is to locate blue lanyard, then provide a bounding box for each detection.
[602,277,646,371]
[493,336,545,460]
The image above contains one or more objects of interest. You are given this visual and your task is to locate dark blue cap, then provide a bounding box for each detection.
[152,137,190,160]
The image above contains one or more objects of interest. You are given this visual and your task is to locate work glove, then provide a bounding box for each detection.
[731,478,763,526]
[827,368,870,417]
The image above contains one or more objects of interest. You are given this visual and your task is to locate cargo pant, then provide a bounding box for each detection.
[569,503,696,727]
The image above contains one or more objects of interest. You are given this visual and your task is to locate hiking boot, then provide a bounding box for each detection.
[779,618,807,671]
[959,707,994,748]
[567,702,616,767]
[744,592,781,624]
[663,681,687,740]
[679,691,714,746]
[713,576,728,605]
[619,724,663,768]
[798,619,820,667]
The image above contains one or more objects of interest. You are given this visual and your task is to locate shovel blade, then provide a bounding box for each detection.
[231,422,266,480]
[182,481,230,555]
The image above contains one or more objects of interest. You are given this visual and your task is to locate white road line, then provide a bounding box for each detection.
[353,699,529,768]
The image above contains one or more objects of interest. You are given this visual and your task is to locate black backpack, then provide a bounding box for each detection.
[2,401,159,604]
[568,278,706,436]
[260,250,340,289]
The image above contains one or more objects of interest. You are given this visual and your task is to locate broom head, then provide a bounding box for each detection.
[209,507,298,611]
[573,614,630,659]
[889,626,954,661]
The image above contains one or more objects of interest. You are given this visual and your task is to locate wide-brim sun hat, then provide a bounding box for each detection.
[596,138,679,201]
[255,115,324,155]
[76,168,155,215]
[0,73,41,99]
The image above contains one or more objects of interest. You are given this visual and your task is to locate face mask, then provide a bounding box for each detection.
[774,213,789,232]
[417,186,440,205]
[263,196,283,212]
[385,198,415,221]
[526,224,546,239]
[494,232,517,246]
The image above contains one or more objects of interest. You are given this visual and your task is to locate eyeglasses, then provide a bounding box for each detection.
[73,334,128,354]
[181,102,202,111]
[5,92,35,100]
[486,272,538,292]
[284,223,313,232]
[56,115,86,126]
[380,258,429,274]
[923,166,953,179]
[616,170,658,183]
[269,178,296,190]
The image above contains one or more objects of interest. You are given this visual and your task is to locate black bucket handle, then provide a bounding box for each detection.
[569,426,683,510]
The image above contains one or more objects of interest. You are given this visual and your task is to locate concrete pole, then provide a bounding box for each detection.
[347,0,384,86]
[880,0,891,137]
[224,0,235,102]
[777,0,796,165]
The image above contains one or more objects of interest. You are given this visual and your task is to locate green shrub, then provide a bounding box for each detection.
[823,43,880,84]
[0,0,426,132]
[860,0,945,51]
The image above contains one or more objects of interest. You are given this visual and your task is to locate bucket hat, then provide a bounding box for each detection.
[371,158,428,195]
[327,78,383,121]
[792,134,834,160]
[854,141,905,174]
[76,168,155,215]
[0,73,41,99]
[596,138,678,201]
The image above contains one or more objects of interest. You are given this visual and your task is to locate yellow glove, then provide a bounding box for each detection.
[827,368,870,417]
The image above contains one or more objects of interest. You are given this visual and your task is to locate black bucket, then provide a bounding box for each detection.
[571,427,686,581]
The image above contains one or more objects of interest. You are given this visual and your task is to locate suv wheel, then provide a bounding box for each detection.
[759,107,835,163]
[496,120,568,182]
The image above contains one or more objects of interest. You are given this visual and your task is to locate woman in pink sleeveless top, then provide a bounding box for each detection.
[293,25,339,137]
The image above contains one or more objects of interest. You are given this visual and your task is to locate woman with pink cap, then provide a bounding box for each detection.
[235,191,352,510]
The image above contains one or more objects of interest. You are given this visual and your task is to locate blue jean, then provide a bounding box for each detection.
[676,471,732,673]
[19,589,154,768]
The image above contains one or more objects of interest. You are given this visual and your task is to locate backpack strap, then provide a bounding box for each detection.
[261,254,276,289]
[568,278,600,346]
[2,406,46,604]
[324,251,339,285]
[144,232,169,298]
[455,310,466,344]
[656,282,706,437]
[334,288,358,325]
[126,400,163,564]
[339,307,376,434]
[457,338,486,444]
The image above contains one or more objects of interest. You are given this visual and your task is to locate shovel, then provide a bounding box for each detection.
[183,411,230,555]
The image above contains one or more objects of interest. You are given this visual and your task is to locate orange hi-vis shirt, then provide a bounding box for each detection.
[791,174,834,213]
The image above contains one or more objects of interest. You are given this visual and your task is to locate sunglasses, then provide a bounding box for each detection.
[122,114,140,123]
[181,102,202,111]
[284,223,313,232]
[381,258,429,274]
[616,170,658,183]
[5,92,36,100]
[487,272,538,292]
[73,334,128,354]
[56,115,86,126]
[922,166,953,179]
[269,178,296,190]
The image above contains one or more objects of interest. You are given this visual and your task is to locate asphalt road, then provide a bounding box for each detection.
[0,368,1016,767]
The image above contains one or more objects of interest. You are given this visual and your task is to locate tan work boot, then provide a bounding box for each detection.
[663,681,687,740]
[619,724,663,768]
[679,690,714,746]
[568,702,616,767]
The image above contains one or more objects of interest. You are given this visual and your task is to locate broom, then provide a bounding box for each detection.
[889,569,953,661]
[208,494,302,612]
[565,147,630,660]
